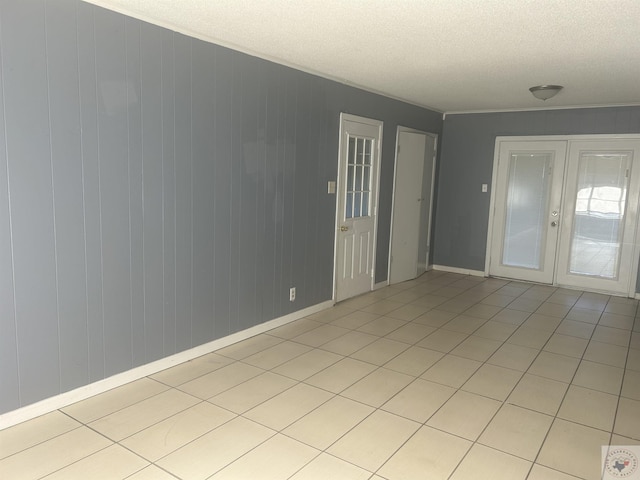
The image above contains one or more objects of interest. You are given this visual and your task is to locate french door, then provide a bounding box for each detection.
[489,137,640,295]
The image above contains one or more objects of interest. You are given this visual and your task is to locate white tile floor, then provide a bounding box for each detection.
[1,271,639,480]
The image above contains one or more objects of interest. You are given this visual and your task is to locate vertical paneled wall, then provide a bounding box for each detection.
[0,0,442,414]
[433,107,640,281]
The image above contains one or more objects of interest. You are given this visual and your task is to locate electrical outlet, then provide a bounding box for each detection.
[289,287,296,302]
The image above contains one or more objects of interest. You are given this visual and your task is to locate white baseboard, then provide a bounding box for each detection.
[0,300,333,430]
[432,265,486,277]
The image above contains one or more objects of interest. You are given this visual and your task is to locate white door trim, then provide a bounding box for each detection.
[333,113,384,302]
[486,133,640,297]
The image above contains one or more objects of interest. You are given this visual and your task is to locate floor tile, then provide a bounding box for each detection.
[329,310,380,330]
[150,352,234,387]
[555,319,596,339]
[384,322,435,345]
[487,343,539,372]
[209,434,319,480]
[292,324,351,347]
[288,453,371,480]
[378,426,471,480]
[507,373,569,415]
[283,395,373,450]
[350,338,409,365]
[480,293,517,307]
[522,313,562,332]
[490,308,531,325]
[450,335,502,362]
[536,302,572,318]
[61,378,169,424]
[527,351,580,383]
[461,363,522,401]
[304,358,377,393]
[341,368,414,408]
[463,303,502,319]
[125,465,179,479]
[208,371,297,413]
[599,312,635,330]
[449,443,531,480]
[214,334,282,360]
[543,333,589,358]
[622,369,640,400]
[244,383,333,431]
[574,294,609,312]
[382,378,455,423]
[604,302,638,317]
[319,331,378,356]
[412,308,456,328]
[583,340,628,368]
[121,401,236,461]
[557,385,618,431]
[420,354,482,388]
[472,320,518,341]
[267,318,323,339]
[537,419,610,480]
[441,314,487,334]
[383,346,443,376]
[89,389,200,441]
[507,297,545,313]
[327,410,419,472]
[272,349,343,380]
[356,316,406,336]
[157,417,275,480]
[426,390,501,441]
[177,361,263,399]
[528,464,583,480]
[242,341,311,369]
[385,303,430,321]
[40,444,148,480]
[416,328,468,352]
[360,299,405,316]
[0,426,112,480]
[0,410,81,460]
[566,307,602,324]
[592,325,631,347]
[629,348,640,372]
[478,404,553,460]
[507,326,553,349]
[572,360,624,395]
[614,397,640,440]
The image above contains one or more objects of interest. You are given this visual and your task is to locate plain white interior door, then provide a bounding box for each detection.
[389,131,427,284]
[556,140,640,293]
[489,141,567,283]
[334,114,383,302]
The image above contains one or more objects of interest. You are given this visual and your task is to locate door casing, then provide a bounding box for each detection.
[486,134,640,297]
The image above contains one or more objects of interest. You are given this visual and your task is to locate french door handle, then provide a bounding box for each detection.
[340,226,349,232]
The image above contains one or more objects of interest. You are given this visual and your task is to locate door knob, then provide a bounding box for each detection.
[340,226,349,232]
[551,221,558,227]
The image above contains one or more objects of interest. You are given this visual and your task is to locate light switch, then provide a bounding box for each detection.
[481,184,488,193]
[328,181,336,194]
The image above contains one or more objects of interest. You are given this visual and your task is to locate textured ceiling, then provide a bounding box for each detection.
[84,0,640,113]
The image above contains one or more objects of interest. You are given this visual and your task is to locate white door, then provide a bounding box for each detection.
[389,129,437,284]
[556,140,640,293]
[489,137,640,296]
[489,141,567,283]
[334,114,383,302]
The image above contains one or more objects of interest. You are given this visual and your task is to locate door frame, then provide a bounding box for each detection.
[485,134,640,297]
[332,113,384,302]
[388,126,438,284]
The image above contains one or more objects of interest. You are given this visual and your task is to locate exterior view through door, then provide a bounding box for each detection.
[334,114,383,302]
[488,136,640,297]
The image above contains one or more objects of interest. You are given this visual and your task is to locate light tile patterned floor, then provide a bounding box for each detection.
[1,271,639,480]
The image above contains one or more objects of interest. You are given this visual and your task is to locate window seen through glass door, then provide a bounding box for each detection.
[345,136,373,219]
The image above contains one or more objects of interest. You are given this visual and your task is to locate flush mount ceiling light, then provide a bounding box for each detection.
[529,85,564,101]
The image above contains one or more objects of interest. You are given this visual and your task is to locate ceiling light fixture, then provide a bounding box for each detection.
[529,85,563,101]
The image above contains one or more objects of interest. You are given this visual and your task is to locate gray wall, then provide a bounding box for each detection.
[0,0,442,414]
[433,107,640,291]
